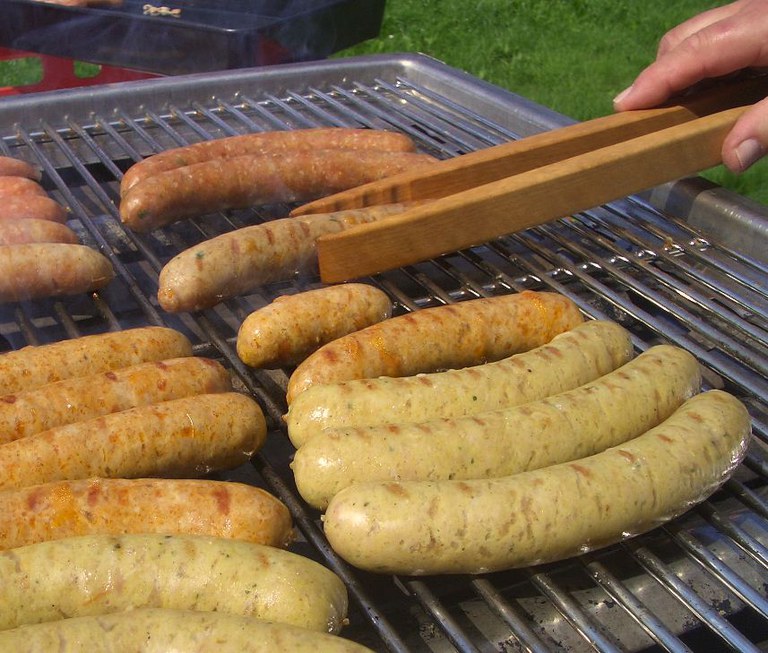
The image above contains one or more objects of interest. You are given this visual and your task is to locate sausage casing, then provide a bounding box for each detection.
[0,609,375,652]
[0,218,79,245]
[121,127,417,195]
[0,534,349,633]
[237,284,392,368]
[0,326,193,395]
[0,356,232,444]
[0,243,114,303]
[324,390,751,574]
[286,319,633,448]
[158,203,412,313]
[0,176,46,199]
[0,195,67,223]
[0,477,293,550]
[0,392,266,491]
[293,344,701,509]
[286,290,584,404]
[0,156,41,180]
[121,150,436,233]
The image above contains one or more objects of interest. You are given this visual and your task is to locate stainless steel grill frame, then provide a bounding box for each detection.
[0,53,765,653]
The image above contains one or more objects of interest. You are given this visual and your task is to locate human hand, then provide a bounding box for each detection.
[613,0,768,173]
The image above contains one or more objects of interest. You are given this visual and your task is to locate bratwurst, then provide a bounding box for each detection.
[323,390,751,574]
[286,290,584,404]
[293,344,701,509]
[120,150,436,232]
[120,127,417,195]
[285,319,633,448]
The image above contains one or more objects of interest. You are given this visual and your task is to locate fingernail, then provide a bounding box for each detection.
[734,138,765,172]
[613,85,634,107]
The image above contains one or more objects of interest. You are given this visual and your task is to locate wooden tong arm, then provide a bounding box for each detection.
[316,104,749,283]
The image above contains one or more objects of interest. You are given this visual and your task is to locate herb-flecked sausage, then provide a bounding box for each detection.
[286,319,633,448]
[293,344,701,509]
[237,284,392,368]
[0,326,193,395]
[0,609,376,652]
[0,392,266,491]
[158,204,412,313]
[323,390,751,575]
[286,290,584,404]
[0,218,79,245]
[0,357,232,444]
[0,478,293,550]
[0,534,349,633]
[120,150,436,233]
[0,244,114,303]
[120,127,417,195]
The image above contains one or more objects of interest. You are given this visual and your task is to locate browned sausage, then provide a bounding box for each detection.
[0,326,193,395]
[121,128,417,196]
[286,290,584,404]
[0,218,78,245]
[0,356,232,444]
[0,195,68,223]
[0,478,293,550]
[0,177,46,199]
[0,244,114,303]
[0,392,267,491]
[158,204,413,313]
[0,156,41,181]
[120,150,437,233]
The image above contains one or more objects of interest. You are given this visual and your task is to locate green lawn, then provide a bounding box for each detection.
[337,0,768,204]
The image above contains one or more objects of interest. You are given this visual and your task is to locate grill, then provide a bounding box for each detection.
[0,53,766,653]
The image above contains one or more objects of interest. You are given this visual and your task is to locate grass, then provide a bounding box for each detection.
[2,1,766,203]
[337,0,768,205]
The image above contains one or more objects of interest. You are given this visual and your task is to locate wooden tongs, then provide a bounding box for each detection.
[292,75,768,283]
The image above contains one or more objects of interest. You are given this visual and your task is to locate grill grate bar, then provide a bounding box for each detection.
[581,556,694,653]
[695,503,768,569]
[624,541,762,653]
[665,523,768,620]
[526,569,625,653]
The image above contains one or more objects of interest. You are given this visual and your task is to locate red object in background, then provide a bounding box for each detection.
[0,46,159,95]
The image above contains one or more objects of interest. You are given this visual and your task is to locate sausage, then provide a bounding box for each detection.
[120,127,417,196]
[0,156,41,181]
[0,478,293,550]
[120,150,437,233]
[0,243,114,303]
[237,284,392,369]
[0,356,232,444]
[0,218,79,245]
[0,195,68,223]
[286,319,633,448]
[0,533,349,633]
[0,326,193,395]
[0,176,47,199]
[286,290,584,404]
[0,392,266,491]
[293,344,701,509]
[158,203,413,313]
[0,609,375,652]
[323,389,751,575]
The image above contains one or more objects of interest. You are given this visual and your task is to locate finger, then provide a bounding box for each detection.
[656,2,743,57]
[615,12,768,111]
[722,96,768,172]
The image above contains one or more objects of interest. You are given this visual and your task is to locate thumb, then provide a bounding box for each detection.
[722,95,768,173]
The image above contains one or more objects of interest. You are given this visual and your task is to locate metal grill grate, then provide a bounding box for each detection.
[0,54,765,653]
